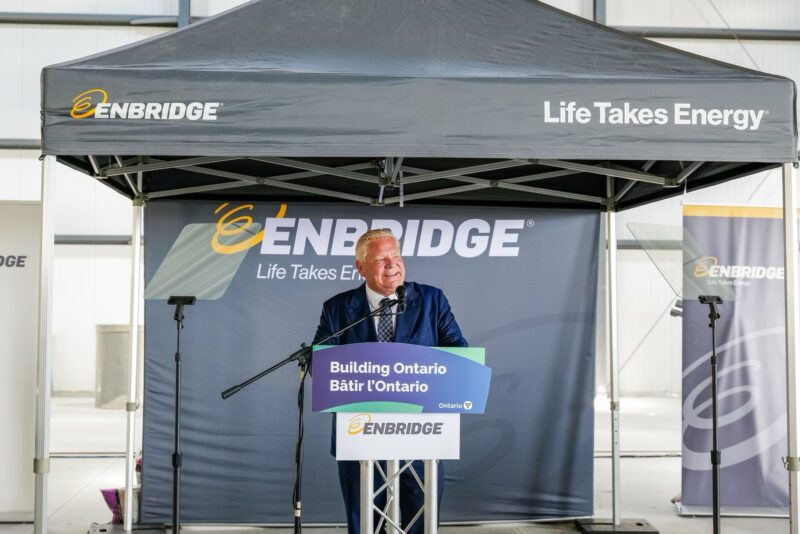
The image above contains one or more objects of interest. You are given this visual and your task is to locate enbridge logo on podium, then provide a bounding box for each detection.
[347,414,371,435]
[70,88,222,121]
[346,414,446,436]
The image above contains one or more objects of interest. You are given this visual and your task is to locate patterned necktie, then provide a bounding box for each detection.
[377,297,394,342]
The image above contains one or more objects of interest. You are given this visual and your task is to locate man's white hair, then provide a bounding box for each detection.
[355,229,400,262]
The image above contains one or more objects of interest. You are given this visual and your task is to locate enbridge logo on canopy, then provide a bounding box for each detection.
[70,88,221,121]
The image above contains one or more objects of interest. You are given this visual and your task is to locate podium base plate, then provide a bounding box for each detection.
[576,518,658,533]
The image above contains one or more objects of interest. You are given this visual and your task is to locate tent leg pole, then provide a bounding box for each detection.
[605,178,621,527]
[124,197,144,531]
[34,155,55,534]
[783,161,800,534]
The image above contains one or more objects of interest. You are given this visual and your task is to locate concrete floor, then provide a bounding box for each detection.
[0,396,788,534]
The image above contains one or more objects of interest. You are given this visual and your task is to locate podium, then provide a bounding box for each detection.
[312,343,491,534]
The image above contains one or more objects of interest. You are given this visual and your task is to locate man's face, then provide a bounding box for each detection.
[356,236,405,296]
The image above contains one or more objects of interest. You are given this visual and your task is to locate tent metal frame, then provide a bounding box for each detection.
[783,162,800,533]
[82,155,693,207]
[34,154,800,534]
[28,0,799,528]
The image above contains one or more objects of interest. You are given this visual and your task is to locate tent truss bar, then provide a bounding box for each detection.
[377,157,403,204]
[87,155,101,176]
[401,160,529,185]
[391,157,404,181]
[146,180,248,199]
[614,180,637,203]
[537,160,670,186]
[121,156,602,205]
[401,164,603,204]
[145,162,375,199]
[504,169,581,184]
[102,156,238,177]
[114,156,140,198]
[382,176,602,205]
[251,157,381,184]
[498,181,603,204]
[676,161,704,185]
[149,163,373,198]
[613,160,664,202]
[694,161,744,181]
[383,184,487,204]
[146,163,373,204]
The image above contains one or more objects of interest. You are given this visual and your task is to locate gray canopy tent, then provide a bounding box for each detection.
[38,0,798,532]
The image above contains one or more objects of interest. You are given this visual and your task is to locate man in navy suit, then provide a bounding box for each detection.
[313,228,467,534]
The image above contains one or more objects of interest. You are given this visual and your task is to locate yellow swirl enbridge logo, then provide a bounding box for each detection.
[694,256,719,278]
[69,88,221,120]
[347,414,372,435]
[211,202,287,254]
[70,88,108,119]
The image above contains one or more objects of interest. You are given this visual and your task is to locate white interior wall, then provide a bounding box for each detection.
[1,151,135,392]
[52,245,133,393]
[608,0,800,29]
[1,15,156,393]
[606,0,800,394]
[0,24,164,140]
[2,0,798,397]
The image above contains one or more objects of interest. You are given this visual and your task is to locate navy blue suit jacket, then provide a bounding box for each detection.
[313,281,467,348]
[312,281,467,454]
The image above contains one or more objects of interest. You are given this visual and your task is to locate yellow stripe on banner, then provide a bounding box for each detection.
[682,205,789,219]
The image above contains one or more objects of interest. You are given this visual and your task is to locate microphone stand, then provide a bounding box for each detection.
[221,294,403,534]
[699,295,722,534]
[167,296,196,534]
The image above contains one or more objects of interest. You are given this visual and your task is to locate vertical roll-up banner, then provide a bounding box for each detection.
[682,204,789,512]
[0,201,41,520]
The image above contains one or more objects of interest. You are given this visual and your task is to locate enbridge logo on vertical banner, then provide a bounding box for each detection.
[209,202,531,282]
[70,88,222,121]
[693,255,784,286]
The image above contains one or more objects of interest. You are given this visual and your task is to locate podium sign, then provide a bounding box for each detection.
[336,413,460,460]
[311,343,490,414]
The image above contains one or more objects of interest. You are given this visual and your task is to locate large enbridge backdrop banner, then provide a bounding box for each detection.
[141,201,599,523]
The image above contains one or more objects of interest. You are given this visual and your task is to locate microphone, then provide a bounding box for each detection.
[396,285,407,313]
